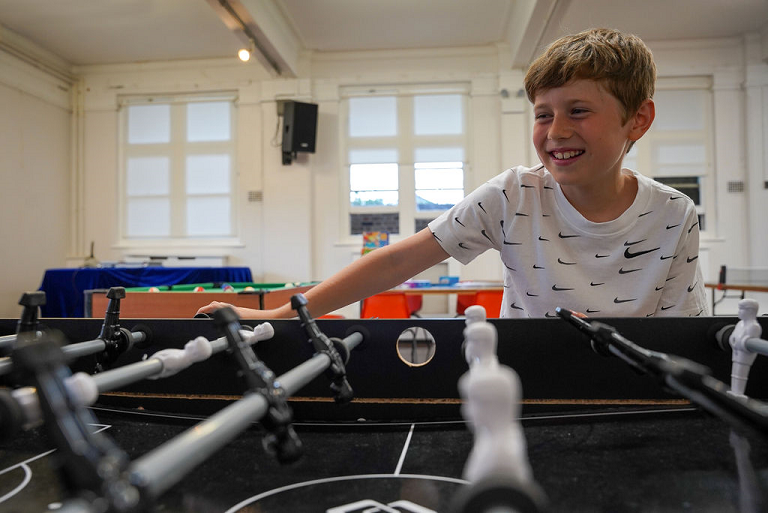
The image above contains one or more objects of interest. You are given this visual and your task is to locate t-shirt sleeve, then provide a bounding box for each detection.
[428,175,514,265]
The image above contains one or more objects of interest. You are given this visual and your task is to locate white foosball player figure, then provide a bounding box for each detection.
[458,322,532,486]
[728,299,762,397]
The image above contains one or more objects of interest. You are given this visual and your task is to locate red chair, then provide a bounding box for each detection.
[474,290,504,318]
[455,293,477,316]
[361,293,411,318]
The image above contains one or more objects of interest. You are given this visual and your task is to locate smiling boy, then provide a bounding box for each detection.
[198,28,708,320]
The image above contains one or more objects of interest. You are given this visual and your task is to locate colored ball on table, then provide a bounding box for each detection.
[148,287,160,292]
[193,286,205,292]
[244,286,255,291]
[221,283,235,292]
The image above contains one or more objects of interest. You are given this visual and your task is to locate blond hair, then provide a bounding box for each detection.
[524,28,656,123]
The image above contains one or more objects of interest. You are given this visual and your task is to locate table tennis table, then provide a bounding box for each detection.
[705,265,768,315]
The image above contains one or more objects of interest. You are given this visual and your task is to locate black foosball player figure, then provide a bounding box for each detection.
[197,28,708,323]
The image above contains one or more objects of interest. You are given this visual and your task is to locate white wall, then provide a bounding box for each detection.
[1,30,767,317]
[0,52,71,317]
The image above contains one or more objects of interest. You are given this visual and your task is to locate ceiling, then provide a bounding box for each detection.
[0,0,765,74]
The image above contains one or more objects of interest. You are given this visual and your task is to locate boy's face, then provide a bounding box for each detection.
[532,79,639,190]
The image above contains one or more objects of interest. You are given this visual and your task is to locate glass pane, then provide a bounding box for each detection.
[655,165,706,177]
[186,197,231,236]
[350,190,398,207]
[653,90,705,131]
[349,149,398,164]
[350,163,398,191]
[186,154,230,194]
[414,94,462,135]
[654,143,706,165]
[416,190,465,211]
[349,96,397,137]
[126,157,169,195]
[128,104,170,144]
[127,198,170,237]
[415,165,464,189]
[415,146,464,162]
[187,101,231,142]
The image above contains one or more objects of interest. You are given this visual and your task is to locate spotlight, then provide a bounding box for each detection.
[238,48,251,62]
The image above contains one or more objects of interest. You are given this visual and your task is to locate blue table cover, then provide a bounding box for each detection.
[38,266,253,317]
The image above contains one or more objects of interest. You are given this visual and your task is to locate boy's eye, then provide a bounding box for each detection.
[534,113,551,120]
[571,108,588,115]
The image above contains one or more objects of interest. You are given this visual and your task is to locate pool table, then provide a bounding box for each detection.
[87,282,316,318]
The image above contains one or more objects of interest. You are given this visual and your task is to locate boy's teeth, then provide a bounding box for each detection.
[553,150,583,159]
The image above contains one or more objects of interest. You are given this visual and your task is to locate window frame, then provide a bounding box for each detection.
[339,83,470,242]
[116,92,240,248]
[625,76,715,236]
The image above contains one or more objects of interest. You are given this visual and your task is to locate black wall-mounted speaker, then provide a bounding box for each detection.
[282,101,318,164]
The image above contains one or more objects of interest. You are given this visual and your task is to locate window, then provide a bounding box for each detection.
[119,93,237,240]
[343,85,468,236]
[624,78,714,232]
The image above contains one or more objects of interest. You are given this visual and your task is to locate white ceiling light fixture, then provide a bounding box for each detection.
[208,0,283,75]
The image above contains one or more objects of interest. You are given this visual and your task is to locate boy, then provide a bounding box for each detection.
[197,28,708,320]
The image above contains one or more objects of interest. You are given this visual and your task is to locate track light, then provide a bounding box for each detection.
[238,46,251,62]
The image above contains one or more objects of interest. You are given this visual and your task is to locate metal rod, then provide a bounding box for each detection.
[90,359,163,392]
[745,337,768,357]
[131,331,363,498]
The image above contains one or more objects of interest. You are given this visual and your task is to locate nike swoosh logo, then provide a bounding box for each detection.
[520,184,535,188]
[557,258,576,265]
[688,222,699,234]
[511,302,524,310]
[639,211,653,217]
[543,185,554,190]
[660,255,676,260]
[619,267,641,274]
[655,286,664,291]
[624,247,660,259]
[661,305,674,310]
[502,189,509,202]
[559,232,580,238]
[686,255,698,263]
[670,196,682,200]
[454,217,465,227]
[477,202,487,213]
[595,254,610,258]
[590,282,604,286]
[614,297,637,303]
[687,282,698,292]
[538,236,549,241]
[504,264,516,271]
[526,291,538,297]
[586,308,600,313]
[432,233,442,242]
[481,230,492,242]
[552,285,574,291]
[459,243,469,249]
[624,239,646,246]
[666,223,681,229]
[533,265,545,269]
[503,240,522,245]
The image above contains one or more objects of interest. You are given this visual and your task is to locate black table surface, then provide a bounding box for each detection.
[0,316,767,511]
[0,404,765,512]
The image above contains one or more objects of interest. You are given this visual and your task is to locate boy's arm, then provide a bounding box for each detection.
[196,228,450,319]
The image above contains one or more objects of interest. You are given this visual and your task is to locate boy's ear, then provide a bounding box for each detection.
[628,99,655,142]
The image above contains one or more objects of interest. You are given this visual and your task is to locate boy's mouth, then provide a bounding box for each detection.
[550,150,584,160]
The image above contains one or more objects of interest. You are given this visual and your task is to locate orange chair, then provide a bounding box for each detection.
[361,293,411,318]
[473,290,504,318]
[455,293,477,316]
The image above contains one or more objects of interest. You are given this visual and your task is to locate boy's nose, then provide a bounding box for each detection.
[548,115,573,140]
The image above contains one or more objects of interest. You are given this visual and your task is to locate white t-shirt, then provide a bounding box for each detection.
[428,165,709,318]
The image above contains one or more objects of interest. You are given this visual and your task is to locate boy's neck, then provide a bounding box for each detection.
[560,170,638,223]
